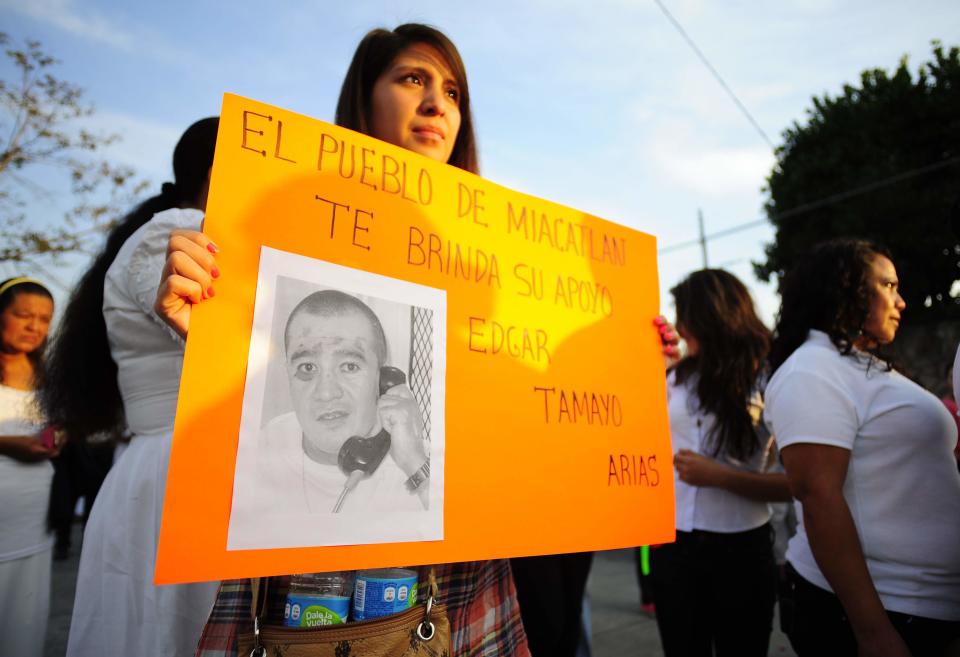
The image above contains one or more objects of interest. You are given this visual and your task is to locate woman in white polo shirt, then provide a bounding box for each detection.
[651,269,791,657]
[766,239,960,656]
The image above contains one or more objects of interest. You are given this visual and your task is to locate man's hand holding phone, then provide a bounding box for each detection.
[378,384,428,479]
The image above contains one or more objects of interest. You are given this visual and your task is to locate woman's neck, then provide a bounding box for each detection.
[852,335,878,352]
[0,351,35,391]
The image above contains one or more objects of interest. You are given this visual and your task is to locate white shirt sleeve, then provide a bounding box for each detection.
[124,208,203,344]
[766,367,858,451]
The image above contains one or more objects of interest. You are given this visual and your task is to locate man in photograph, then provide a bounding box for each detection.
[257,290,430,513]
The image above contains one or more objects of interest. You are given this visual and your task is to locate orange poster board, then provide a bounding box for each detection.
[155,93,674,584]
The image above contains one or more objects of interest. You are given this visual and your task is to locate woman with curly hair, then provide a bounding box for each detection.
[42,117,221,657]
[765,239,960,656]
[651,269,790,657]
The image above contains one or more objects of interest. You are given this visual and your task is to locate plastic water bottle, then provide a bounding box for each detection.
[284,571,354,627]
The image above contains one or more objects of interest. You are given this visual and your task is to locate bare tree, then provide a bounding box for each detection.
[0,32,147,266]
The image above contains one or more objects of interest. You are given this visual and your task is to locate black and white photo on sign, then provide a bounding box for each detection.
[228,247,446,551]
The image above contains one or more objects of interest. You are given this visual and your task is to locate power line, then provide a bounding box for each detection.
[652,0,775,151]
[659,218,766,254]
[659,155,960,254]
[768,155,960,221]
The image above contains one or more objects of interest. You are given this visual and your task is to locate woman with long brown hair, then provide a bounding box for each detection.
[156,24,530,657]
[651,269,790,657]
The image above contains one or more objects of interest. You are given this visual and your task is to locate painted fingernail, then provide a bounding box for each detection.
[207,242,219,254]
[211,266,220,279]
[207,286,216,298]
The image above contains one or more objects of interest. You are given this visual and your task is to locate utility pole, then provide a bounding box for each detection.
[698,209,708,268]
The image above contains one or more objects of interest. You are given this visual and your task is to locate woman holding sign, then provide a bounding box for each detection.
[40,118,221,657]
[652,269,790,657]
[156,25,529,657]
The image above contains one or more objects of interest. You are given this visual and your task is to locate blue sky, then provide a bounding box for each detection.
[2,0,958,323]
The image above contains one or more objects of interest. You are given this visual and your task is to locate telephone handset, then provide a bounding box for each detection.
[336,365,406,476]
[332,365,407,512]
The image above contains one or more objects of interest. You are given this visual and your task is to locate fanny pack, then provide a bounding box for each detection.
[237,569,450,657]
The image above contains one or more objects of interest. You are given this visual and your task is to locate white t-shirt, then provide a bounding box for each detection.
[250,411,423,515]
[766,330,960,621]
[667,371,772,533]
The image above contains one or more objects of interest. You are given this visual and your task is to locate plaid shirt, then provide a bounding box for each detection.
[195,560,530,657]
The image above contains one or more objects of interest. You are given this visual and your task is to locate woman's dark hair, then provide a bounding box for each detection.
[671,269,771,461]
[335,23,479,175]
[0,278,53,387]
[40,117,219,441]
[769,238,894,373]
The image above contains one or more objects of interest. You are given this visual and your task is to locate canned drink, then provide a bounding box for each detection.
[351,568,419,620]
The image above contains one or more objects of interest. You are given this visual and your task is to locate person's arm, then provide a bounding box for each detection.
[0,434,56,462]
[781,443,911,657]
[674,448,791,501]
[154,229,219,339]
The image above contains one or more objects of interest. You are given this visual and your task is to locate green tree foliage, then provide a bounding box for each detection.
[755,41,960,321]
[0,33,147,264]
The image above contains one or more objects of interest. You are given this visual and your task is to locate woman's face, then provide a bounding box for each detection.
[1,292,53,355]
[861,254,906,345]
[369,43,462,164]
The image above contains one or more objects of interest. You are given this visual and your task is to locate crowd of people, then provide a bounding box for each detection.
[1,21,958,657]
